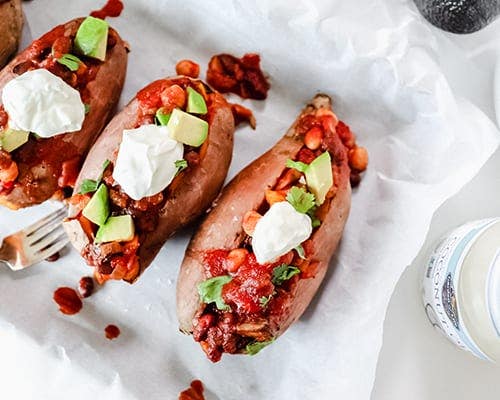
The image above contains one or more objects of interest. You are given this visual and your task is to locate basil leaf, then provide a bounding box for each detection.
[197,275,232,311]
[286,186,315,214]
[78,179,98,194]
[57,53,82,72]
[78,159,110,194]
[295,245,306,259]
[245,339,275,355]
[272,264,300,286]
[286,159,309,173]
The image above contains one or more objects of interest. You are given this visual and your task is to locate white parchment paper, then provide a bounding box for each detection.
[0,0,499,399]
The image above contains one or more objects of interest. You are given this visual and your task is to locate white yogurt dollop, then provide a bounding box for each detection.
[112,124,184,200]
[252,201,312,264]
[2,69,85,137]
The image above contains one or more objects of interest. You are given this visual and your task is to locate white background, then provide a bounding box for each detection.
[0,1,499,399]
[373,18,500,400]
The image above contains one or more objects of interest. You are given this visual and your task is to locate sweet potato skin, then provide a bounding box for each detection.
[177,95,351,341]
[0,18,128,209]
[70,77,235,277]
[0,0,23,69]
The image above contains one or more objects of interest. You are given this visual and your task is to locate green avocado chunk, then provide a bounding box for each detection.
[95,215,135,244]
[155,108,171,126]
[167,108,208,147]
[74,16,109,61]
[186,87,207,114]
[82,183,109,226]
[0,128,29,152]
[305,151,333,205]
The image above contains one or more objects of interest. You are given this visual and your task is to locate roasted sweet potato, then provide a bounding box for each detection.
[64,76,235,284]
[0,17,128,209]
[177,95,363,362]
[0,0,23,68]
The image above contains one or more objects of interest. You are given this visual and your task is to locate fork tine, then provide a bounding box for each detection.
[23,207,67,236]
[29,227,67,253]
[31,236,70,265]
[27,211,67,244]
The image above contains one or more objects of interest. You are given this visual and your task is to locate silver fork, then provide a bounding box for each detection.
[0,207,69,271]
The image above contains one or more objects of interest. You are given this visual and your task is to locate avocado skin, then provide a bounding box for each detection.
[414,0,500,34]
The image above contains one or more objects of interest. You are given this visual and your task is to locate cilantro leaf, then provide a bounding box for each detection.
[245,339,275,355]
[197,275,232,311]
[286,186,316,214]
[175,159,188,176]
[84,104,91,114]
[57,53,82,72]
[78,159,110,194]
[259,295,272,308]
[295,244,306,259]
[79,179,99,194]
[272,264,300,286]
[306,207,321,228]
[286,159,309,173]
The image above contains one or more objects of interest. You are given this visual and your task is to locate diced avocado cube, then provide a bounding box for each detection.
[186,87,207,114]
[82,183,110,226]
[95,215,135,244]
[167,108,208,147]
[74,16,109,61]
[305,152,333,205]
[0,128,29,152]
[155,108,171,126]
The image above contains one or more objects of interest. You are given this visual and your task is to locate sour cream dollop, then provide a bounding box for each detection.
[2,69,85,137]
[252,201,312,264]
[112,124,184,200]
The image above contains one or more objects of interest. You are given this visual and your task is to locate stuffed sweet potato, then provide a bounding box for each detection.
[63,76,235,283]
[0,16,128,209]
[177,94,368,362]
[0,0,23,69]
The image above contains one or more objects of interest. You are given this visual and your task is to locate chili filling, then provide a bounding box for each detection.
[193,109,367,362]
[68,78,216,283]
[0,20,119,199]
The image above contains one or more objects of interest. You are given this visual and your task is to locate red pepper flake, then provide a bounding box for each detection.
[90,0,124,19]
[179,380,205,400]
[53,287,83,315]
[207,53,270,100]
[105,324,121,340]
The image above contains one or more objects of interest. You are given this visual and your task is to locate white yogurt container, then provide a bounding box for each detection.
[423,218,500,362]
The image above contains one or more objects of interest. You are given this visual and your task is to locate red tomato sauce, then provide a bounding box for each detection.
[53,287,83,315]
[90,0,124,19]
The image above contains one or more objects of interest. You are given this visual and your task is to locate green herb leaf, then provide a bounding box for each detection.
[295,244,306,259]
[272,264,300,286]
[175,159,188,176]
[155,108,171,126]
[286,186,316,214]
[259,295,272,308]
[286,159,309,173]
[79,179,99,194]
[306,207,321,228]
[84,104,91,114]
[57,53,82,72]
[197,275,232,311]
[78,159,111,194]
[245,339,275,355]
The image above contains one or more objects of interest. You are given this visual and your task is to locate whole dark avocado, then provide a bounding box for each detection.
[414,0,500,33]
